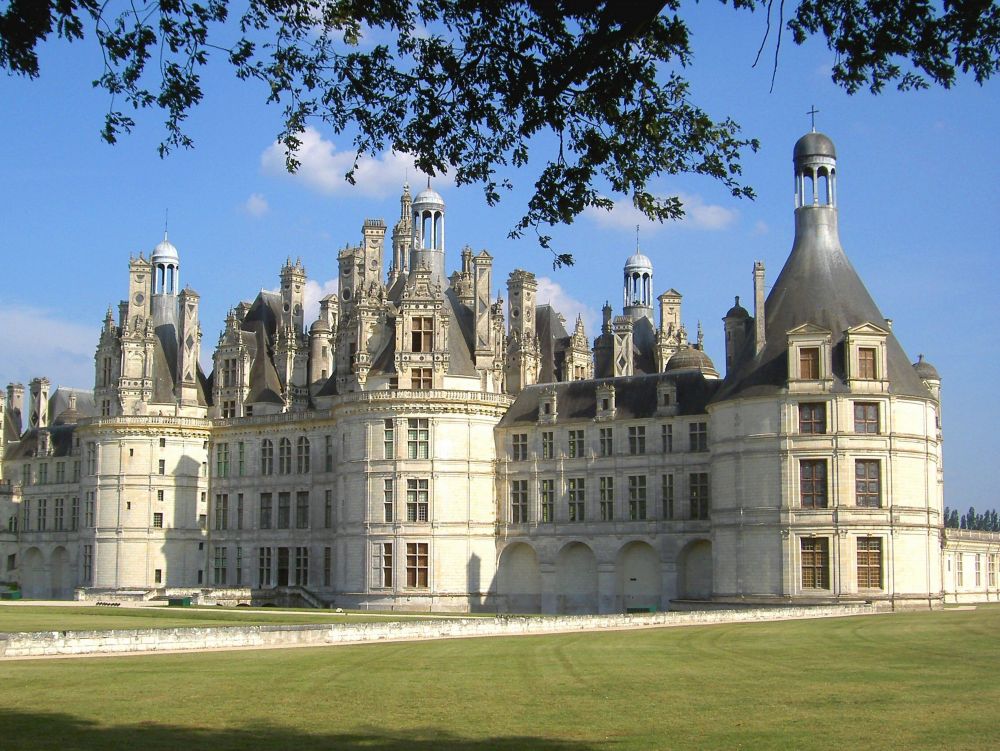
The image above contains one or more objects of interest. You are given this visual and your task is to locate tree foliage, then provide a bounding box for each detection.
[945,506,1000,531]
[1,1,998,261]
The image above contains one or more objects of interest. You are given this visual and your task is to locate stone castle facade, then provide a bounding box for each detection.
[1,131,995,611]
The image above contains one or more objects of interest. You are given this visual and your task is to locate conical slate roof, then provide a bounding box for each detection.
[714,149,929,402]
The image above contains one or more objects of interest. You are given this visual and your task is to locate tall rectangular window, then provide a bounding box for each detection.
[799,403,827,434]
[383,420,395,459]
[70,497,80,530]
[411,316,434,352]
[259,493,273,529]
[858,347,877,379]
[628,426,646,455]
[323,547,332,587]
[511,433,528,461]
[72,461,80,482]
[37,499,47,531]
[238,442,245,475]
[278,438,292,474]
[383,480,394,522]
[412,368,432,390]
[406,479,429,522]
[295,547,309,586]
[541,431,554,459]
[22,500,30,531]
[567,430,585,459]
[85,492,95,527]
[800,460,828,508]
[296,437,311,474]
[406,542,429,588]
[153,512,164,528]
[213,546,228,585]
[236,494,244,529]
[855,460,881,508]
[325,434,334,471]
[55,462,65,484]
[374,542,393,588]
[801,537,830,589]
[82,545,93,585]
[854,403,880,434]
[87,443,97,475]
[216,443,229,478]
[799,347,820,379]
[689,422,708,452]
[258,547,272,588]
[599,476,614,521]
[325,489,334,528]
[260,439,273,475]
[975,555,982,587]
[661,424,673,453]
[236,546,243,586]
[158,459,166,475]
[857,537,883,589]
[296,491,310,529]
[628,475,647,520]
[957,554,964,586]
[662,474,674,519]
[53,498,64,531]
[407,419,429,459]
[689,473,710,520]
[990,554,998,588]
[599,428,614,457]
[568,478,585,521]
[510,479,528,523]
[539,479,554,523]
[277,492,291,528]
[214,493,229,530]
[38,464,48,484]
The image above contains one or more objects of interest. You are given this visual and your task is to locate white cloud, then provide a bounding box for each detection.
[584,193,737,232]
[303,278,339,324]
[244,193,269,217]
[534,277,599,335]
[0,304,97,389]
[753,220,769,235]
[261,127,436,198]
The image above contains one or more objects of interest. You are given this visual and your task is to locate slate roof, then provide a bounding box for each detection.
[498,371,720,427]
[713,208,930,402]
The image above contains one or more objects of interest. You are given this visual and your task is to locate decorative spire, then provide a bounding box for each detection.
[807,104,819,132]
[697,321,704,348]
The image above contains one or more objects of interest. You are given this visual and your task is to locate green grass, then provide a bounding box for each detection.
[3,608,999,750]
[0,605,420,632]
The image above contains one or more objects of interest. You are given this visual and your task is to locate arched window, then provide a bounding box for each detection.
[296,437,310,474]
[260,439,273,476]
[279,438,292,475]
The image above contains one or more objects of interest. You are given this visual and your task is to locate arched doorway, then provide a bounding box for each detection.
[555,542,598,614]
[50,546,73,600]
[22,547,48,599]
[496,543,541,614]
[677,539,713,599]
[616,541,660,612]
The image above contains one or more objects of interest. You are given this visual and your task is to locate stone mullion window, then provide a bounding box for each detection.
[856,537,882,589]
[800,537,830,589]
[599,476,614,520]
[799,460,828,508]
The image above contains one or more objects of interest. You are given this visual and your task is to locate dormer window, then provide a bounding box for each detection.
[786,323,833,391]
[411,316,434,352]
[595,384,616,421]
[844,323,890,393]
[656,380,679,416]
[539,387,558,424]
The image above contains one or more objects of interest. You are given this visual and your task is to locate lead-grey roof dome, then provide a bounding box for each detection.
[794,131,837,161]
[413,187,444,208]
[913,354,940,381]
[725,295,750,319]
[152,234,179,263]
[625,252,653,272]
[666,346,718,377]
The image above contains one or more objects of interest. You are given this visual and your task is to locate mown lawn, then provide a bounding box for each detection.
[0,605,416,632]
[2,607,998,750]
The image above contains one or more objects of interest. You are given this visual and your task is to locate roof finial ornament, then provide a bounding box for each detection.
[636,223,640,251]
[427,173,431,190]
[807,105,819,132]
[164,208,169,241]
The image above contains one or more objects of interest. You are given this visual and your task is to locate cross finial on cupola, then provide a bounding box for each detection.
[807,105,819,132]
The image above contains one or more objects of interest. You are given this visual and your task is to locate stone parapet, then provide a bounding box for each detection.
[0,603,874,658]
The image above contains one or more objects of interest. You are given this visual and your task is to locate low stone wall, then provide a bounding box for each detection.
[0,603,875,659]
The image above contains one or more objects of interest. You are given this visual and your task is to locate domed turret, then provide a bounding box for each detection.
[725,295,750,319]
[623,249,653,318]
[913,354,939,381]
[665,345,719,379]
[151,232,180,295]
[410,180,446,284]
[793,131,837,161]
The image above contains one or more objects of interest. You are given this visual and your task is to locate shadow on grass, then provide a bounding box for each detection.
[0,710,608,751]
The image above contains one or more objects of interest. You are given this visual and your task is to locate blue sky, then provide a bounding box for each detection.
[0,5,996,512]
